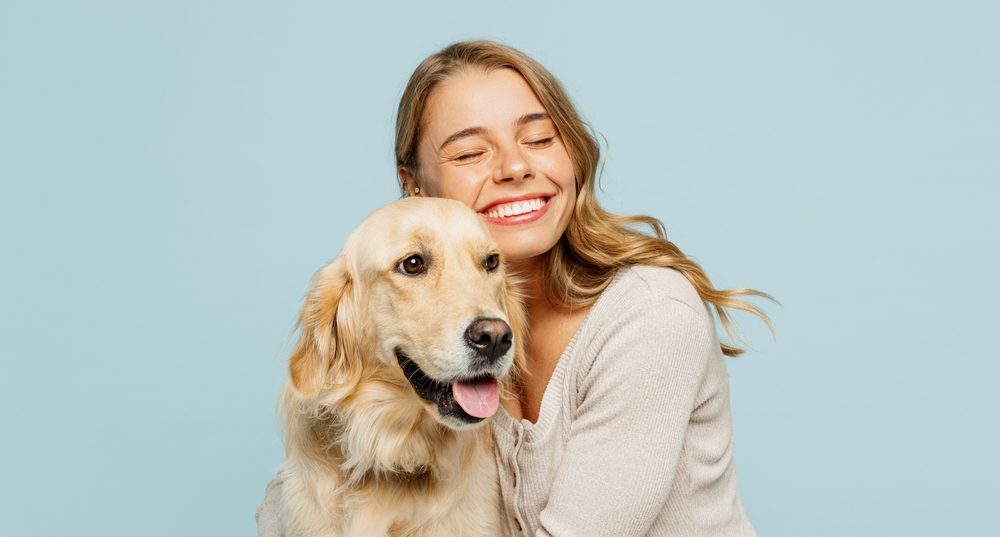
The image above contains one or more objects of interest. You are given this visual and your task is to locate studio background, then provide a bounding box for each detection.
[1,1,997,536]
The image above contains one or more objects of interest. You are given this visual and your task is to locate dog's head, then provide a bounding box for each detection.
[288,197,524,430]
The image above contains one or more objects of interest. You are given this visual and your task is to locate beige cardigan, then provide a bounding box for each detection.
[489,265,755,536]
[258,266,756,536]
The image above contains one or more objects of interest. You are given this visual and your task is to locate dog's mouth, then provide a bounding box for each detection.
[395,351,500,424]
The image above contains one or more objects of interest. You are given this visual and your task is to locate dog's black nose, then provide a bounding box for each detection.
[465,318,512,363]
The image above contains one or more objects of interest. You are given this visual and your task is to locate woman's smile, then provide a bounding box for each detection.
[479,194,552,225]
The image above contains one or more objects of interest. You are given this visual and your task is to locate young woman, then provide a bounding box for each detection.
[259,40,769,537]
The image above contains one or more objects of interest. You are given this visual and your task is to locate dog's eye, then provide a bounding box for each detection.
[398,254,427,276]
[484,253,500,272]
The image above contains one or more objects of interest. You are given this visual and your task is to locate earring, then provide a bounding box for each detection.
[413,187,420,195]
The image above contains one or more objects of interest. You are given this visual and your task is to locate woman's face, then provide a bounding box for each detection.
[403,68,577,262]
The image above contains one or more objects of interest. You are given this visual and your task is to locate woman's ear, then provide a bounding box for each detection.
[288,256,352,399]
[398,166,423,197]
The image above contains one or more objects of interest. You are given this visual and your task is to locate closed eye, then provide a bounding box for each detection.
[526,137,554,148]
[453,151,486,162]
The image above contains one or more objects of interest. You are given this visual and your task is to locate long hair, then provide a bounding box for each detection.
[395,40,772,356]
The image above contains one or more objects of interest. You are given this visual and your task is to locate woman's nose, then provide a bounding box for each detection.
[492,143,533,183]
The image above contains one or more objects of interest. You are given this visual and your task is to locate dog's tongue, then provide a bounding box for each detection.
[451,379,500,418]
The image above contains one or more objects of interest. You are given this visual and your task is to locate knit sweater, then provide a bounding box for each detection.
[490,265,755,536]
[256,265,755,537]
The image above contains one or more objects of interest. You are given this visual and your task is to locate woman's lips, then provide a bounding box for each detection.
[479,196,552,225]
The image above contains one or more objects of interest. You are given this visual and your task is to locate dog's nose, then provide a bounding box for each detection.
[465,318,513,363]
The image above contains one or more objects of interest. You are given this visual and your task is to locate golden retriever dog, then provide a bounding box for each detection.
[276,197,524,537]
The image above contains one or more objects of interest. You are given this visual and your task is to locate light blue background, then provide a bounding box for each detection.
[1,1,997,535]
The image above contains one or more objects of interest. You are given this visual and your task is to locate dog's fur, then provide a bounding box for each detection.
[277,198,525,537]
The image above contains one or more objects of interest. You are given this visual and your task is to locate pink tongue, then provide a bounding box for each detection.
[451,379,500,418]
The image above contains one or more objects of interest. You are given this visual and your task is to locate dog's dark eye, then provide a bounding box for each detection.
[398,254,427,276]
[484,253,500,272]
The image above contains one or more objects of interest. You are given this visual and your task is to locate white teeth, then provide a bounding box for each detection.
[483,198,545,219]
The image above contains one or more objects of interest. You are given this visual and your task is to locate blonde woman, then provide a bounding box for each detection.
[259,40,770,536]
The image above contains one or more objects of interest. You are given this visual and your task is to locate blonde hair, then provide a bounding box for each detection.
[396,40,772,356]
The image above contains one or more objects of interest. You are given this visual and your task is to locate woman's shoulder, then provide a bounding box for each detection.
[570,264,719,389]
[606,264,707,317]
[573,264,716,357]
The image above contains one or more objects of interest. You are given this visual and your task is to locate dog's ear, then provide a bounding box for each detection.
[289,256,356,399]
[500,270,529,383]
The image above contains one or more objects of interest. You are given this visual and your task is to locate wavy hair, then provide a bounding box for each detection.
[395,40,772,356]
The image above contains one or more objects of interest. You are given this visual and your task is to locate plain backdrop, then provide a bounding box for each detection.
[1,1,997,536]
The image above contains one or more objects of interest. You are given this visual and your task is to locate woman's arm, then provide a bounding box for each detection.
[536,296,715,537]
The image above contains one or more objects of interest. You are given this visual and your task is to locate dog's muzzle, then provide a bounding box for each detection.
[396,318,512,425]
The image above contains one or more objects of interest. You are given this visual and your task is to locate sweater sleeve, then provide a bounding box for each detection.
[535,294,715,537]
[256,477,284,537]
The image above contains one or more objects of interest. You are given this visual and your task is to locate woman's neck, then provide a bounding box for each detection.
[508,256,548,314]
[508,255,582,321]
[502,254,592,423]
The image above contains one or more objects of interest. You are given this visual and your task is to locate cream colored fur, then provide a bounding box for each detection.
[277,198,524,537]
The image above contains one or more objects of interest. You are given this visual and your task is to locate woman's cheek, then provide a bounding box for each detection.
[435,174,482,209]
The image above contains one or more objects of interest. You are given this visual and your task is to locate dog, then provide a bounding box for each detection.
[276,197,524,537]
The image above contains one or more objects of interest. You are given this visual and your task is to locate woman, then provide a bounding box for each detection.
[259,40,770,536]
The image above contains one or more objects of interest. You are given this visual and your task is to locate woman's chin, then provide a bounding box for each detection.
[493,238,560,266]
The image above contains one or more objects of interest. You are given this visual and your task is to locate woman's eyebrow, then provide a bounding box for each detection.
[439,127,486,151]
[516,112,550,126]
